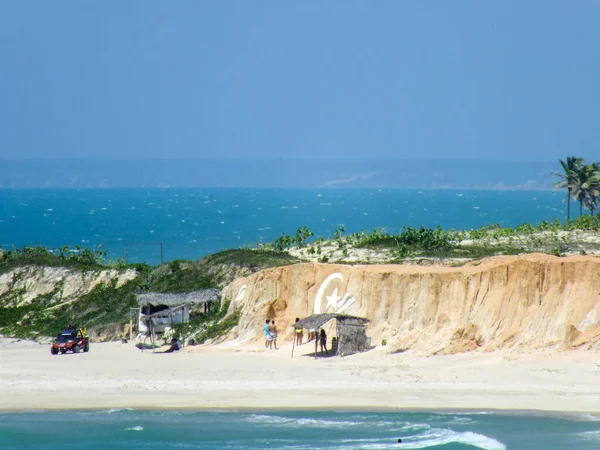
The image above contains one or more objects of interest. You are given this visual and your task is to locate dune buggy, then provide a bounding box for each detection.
[50,329,89,355]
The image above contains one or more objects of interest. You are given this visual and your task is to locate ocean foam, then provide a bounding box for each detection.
[246,414,364,429]
[125,425,144,432]
[325,429,506,450]
[408,429,506,450]
[103,407,134,414]
[578,430,600,441]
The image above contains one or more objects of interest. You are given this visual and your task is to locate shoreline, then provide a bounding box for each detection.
[1,406,598,420]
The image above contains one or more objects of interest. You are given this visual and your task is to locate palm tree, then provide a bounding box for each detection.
[553,157,583,220]
[574,163,600,216]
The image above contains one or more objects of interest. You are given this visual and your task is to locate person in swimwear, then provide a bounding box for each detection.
[268,320,278,350]
[294,317,303,345]
[264,320,271,348]
[319,329,328,354]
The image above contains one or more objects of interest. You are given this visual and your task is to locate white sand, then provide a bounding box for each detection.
[1,338,600,414]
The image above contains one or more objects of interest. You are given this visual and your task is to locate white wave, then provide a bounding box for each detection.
[327,429,505,449]
[398,423,431,432]
[245,414,363,429]
[102,407,134,414]
[246,414,295,424]
[408,429,506,450]
[473,206,480,209]
[448,416,475,425]
[578,430,600,441]
[125,425,144,431]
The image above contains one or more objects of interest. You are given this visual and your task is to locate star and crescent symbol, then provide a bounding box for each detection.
[314,273,355,315]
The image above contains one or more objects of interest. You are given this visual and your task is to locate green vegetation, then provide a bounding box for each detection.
[143,260,219,293]
[0,269,146,340]
[182,300,241,345]
[553,156,600,219]
[0,245,113,275]
[199,248,301,271]
[0,246,294,340]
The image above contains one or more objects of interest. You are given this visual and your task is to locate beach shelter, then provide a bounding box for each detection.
[136,289,220,337]
[291,313,371,358]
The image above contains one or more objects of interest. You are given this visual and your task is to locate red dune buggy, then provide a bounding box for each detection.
[50,329,89,355]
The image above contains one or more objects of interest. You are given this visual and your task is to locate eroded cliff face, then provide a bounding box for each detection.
[0,266,137,307]
[223,254,600,353]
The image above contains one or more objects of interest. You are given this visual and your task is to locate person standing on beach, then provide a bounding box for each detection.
[264,320,271,348]
[319,329,328,354]
[294,317,303,345]
[269,320,278,350]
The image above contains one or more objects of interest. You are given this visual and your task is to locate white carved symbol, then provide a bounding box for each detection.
[236,285,247,302]
[314,273,355,314]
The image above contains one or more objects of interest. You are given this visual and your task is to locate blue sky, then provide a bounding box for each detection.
[1,1,599,161]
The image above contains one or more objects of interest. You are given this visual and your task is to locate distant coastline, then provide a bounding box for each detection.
[0,158,556,189]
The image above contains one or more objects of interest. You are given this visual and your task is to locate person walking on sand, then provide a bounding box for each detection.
[269,320,278,350]
[264,320,271,348]
[319,329,328,354]
[294,317,303,345]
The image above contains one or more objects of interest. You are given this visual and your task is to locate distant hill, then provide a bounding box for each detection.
[0,158,556,190]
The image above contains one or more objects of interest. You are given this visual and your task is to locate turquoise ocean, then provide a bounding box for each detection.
[0,188,567,264]
[1,409,599,450]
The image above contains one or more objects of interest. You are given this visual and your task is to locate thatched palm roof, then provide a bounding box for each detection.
[137,288,220,307]
[293,313,369,330]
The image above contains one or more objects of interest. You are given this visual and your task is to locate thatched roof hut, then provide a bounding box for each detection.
[136,289,220,308]
[293,313,371,357]
[136,289,221,334]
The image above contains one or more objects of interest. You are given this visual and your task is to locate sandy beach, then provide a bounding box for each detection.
[1,338,599,414]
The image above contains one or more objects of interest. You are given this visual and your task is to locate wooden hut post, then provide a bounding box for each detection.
[181,306,186,348]
[336,319,341,357]
[291,328,296,358]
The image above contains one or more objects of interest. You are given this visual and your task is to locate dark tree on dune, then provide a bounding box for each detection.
[553,156,583,220]
[573,162,600,216]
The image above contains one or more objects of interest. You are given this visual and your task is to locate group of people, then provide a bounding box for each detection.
[263,320,278,349]
[263,317,329,354]
[295,317,328,353]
